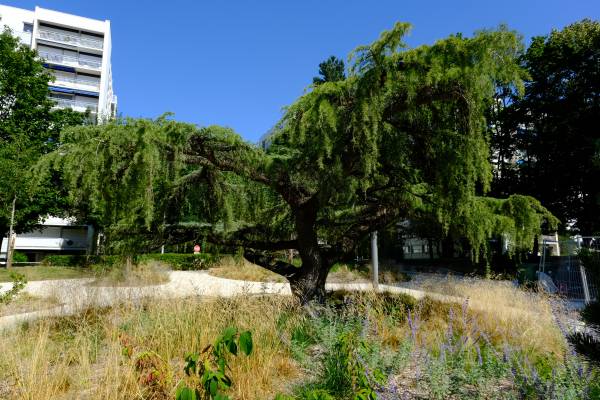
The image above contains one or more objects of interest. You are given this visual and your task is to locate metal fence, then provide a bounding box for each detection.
[539,237,600,301]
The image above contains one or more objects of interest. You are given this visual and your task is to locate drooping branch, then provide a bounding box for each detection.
[186,134,272,186]
[243,249,299,279]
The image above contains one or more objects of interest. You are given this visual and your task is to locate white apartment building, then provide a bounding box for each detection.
[0,4,116,261]
[0,4,117,121]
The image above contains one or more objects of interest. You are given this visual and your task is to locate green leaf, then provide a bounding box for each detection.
[222,327,237,342]
[239,331,253,355]
[214,394,230,400]
[209,377,218,396]
[175,386,198,400]
[183,353,199,376]
[227,340,238,356]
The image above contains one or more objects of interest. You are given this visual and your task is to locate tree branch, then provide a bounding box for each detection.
[243,249,299,279]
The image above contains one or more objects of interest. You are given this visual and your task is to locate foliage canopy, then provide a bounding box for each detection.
[0,29,86,251]
[42,23,557,301]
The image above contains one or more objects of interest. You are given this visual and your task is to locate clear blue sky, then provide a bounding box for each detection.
[5,0,600,142]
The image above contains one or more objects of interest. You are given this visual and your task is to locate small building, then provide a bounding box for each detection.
[1,217,94,263]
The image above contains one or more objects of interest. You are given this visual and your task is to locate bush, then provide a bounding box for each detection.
[41,254,120,267]
[42,253,219,270]
[139,253,218,270]
[0,272,27,305]
[12,251,28,263]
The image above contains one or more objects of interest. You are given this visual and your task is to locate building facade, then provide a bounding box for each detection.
[0,4,117,121]
[0,4,116,262]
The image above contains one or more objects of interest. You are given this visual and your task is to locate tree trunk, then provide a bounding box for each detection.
[288,253,329,305]
[6,195,17,269]
[288,201,329,304]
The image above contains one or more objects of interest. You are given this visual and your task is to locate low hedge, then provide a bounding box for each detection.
[138,253,218,270]
[41,253,218,270]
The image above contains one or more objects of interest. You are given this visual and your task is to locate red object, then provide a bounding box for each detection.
[193,244,201,254]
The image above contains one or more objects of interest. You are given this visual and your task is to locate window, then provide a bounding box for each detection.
[23,23,33,33]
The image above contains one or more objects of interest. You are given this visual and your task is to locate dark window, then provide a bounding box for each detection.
[23,23,33,33]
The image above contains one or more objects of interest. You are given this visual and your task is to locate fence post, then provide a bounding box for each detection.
[371,231,379,291]
[580,263,592,304]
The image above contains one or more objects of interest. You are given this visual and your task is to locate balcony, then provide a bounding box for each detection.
[37,28,104,50]
[39,51,102,71]
[53,75,101,92]
[50,97,98,113]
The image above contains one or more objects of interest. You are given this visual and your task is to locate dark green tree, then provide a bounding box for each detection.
[490,19,600,234]
[42,23,557,302]
[0,29,86,260]
[313,56,345,84]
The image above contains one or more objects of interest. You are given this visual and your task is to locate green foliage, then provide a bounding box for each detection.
[0,272,26,305]
[313,56,346,85]
[41,253,218,270]
[0,29,87,244]
[139,253,219,270]
[177,327,253,400]
[43,22,556,301]
[11,251,28,263]
[490,19,600,234]
[41,254,121,267]
[579,248,600,281]
[568,331,600,366]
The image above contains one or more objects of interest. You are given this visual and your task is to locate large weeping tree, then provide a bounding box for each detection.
[40,23,557,303]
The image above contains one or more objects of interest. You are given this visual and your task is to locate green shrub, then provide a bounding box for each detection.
[176,327,253,400]
[12,251,28,263]
[0,272,27,305]
[139,253,218,270]
[41,253,219,270]
[41,254,117,267]
[579,248,600,282]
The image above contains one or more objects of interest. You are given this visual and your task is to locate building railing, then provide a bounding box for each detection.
[39,51,102,70]
[50,97,98,112]
[53,75,101,90]
[37,28,104,50]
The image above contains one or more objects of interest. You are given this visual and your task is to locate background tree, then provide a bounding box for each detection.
[489,19,600,234]
[313,56,345,84]
[0,29,86,262]
[44,23,557,303]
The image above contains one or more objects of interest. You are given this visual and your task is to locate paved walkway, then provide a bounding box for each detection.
[0,271,460,331]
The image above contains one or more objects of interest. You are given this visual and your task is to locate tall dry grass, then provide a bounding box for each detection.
[0,295,301,399]
[416,276,565,358]
[208,256,286,283]
[0,276,567,399]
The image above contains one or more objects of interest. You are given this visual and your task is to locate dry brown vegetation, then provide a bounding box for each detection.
[0,293,59,317]
[0,276,569,399]
[90,261,171,287]
[0,296,302,399]
[208,256,286,283]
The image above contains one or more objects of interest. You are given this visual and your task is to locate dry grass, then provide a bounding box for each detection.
[0,275,568,399]
[0,295,302,399]
[327,263,411,284]
[416,276,565,358]
[0,266,92,282]
[0,293,60,317]
[208,256,286,283]
[90,261,170,287]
